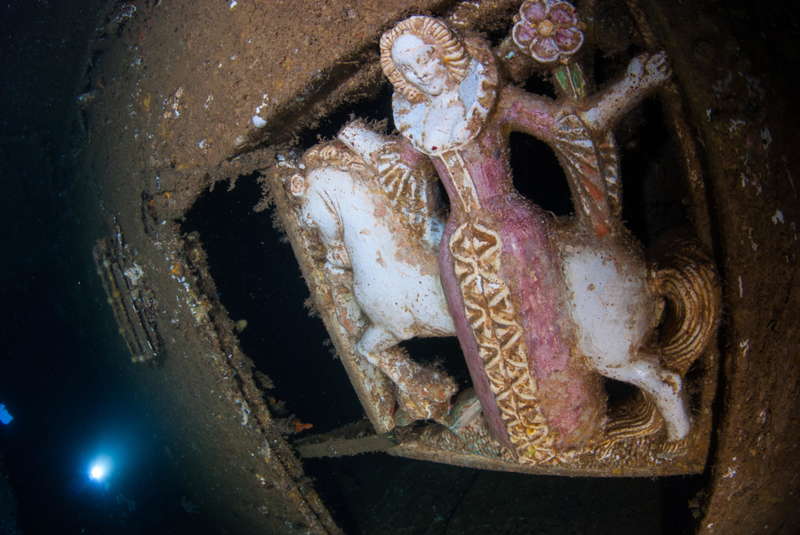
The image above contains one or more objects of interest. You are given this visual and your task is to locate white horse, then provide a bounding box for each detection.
[289,141,458,419]
[557,232,717,445]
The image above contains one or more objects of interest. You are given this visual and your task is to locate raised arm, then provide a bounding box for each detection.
[576,51,672,132]
[338,119,430,170]
[497,85,560,143]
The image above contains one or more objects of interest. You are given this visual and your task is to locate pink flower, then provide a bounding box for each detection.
[513,0,584,65]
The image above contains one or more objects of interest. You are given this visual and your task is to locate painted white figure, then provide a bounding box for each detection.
[289,137,459,424]
[559,239,686,442]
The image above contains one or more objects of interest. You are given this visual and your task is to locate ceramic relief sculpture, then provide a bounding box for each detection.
[289,136,461,426]
[283,0,720,470]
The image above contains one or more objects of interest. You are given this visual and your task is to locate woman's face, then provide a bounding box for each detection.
[391,33,452,98]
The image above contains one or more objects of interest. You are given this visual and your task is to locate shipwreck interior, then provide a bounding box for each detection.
[177,69,702,532]
[2,0,799,534]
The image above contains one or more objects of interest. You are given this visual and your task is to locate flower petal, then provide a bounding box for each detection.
[522,0,547,23]
[550,3,578,25]
[555,27,583,53]
[513,22,538,47]
[531,37,560,63]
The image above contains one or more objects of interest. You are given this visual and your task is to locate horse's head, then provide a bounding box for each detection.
[289,168,344,246]
[290,142,368,243]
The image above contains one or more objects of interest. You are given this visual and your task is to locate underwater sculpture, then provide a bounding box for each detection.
[286,2,720,467]
[369,10,716,463]
[289,140,460,425]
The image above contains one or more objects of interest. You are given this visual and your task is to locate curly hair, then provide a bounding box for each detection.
[380,16,470,103]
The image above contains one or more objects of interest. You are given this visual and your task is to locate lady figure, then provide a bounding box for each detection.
[369,16,673,463]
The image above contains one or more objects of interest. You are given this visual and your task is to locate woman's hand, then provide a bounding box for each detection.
[627,51,672,93]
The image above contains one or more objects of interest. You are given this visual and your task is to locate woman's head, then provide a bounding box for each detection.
[381,16,469,102]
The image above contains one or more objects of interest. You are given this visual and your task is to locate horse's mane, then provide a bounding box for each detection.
[301,141,443,243]
[302,142,367,175]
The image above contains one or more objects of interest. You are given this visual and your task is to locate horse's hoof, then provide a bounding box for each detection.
[657,435,689,459]
[395,389,452,425]
[411,367,458,403]
[445,388,482,430]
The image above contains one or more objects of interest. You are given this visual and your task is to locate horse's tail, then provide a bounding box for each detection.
[651,241,722,375]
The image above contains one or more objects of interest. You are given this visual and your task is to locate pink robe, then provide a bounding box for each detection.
[393,41,603,462]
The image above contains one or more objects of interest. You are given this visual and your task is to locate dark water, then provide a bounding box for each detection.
[0,1,705,534]
[0,1,198,533]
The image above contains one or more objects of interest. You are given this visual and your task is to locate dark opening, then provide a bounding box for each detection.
[509,130,574,217]
[182,176,366,433]
[296,84,395,148]
[617,97,689,247]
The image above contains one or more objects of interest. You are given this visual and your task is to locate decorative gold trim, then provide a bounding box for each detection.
[440,150,481,213]
[449,221,557,464]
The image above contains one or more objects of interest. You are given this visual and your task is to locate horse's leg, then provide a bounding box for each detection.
[357,325,456,403]
[598,355,690,442]
[323,262,367,336]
